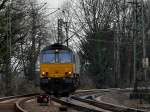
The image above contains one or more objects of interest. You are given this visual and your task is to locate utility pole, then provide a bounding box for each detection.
[133,0,138,85]
[57,19,69,46]
[6,0,12,60]
[30,1,37,80]
[57,19,63,43]
[6,0,12,95]
[141,0,147,81]
[129,0,148,94]
[113,0,121,87]
[128,0,139,85]
[64,22,69,47]
[131,0,147,83]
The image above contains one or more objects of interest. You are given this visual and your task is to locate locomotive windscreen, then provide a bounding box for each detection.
[59,50,72,63]
[40,50,73,64]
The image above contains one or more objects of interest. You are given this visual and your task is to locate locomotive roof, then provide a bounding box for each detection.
[41,43,72,52]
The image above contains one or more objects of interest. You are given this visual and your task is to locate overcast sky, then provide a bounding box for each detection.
[38,0,65,8]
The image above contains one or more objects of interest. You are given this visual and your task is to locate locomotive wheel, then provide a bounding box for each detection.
[62,92,69,97]
[59,106,68,111]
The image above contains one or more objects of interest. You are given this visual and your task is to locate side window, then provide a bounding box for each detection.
[73,55,75,63]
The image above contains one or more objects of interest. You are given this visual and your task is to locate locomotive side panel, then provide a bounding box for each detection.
[74,53,80,74]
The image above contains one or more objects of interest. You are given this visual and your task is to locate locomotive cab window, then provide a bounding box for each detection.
[41,51,55,63]
[59,50,72,63]
[40,50,73,64]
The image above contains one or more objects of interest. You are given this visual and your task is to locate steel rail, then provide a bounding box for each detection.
[51,97,105,112]
[1,88,144,112]
[0,93,42,102]
[15,95,107,112]
[14,90,111,112]
[15,96,35,112]
[71,94,147,112]
[13,89,125,112]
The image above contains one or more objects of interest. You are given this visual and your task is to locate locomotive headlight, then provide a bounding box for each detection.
[42,72,45,76]
[55,49,59,52]
[65,71,72,77]
[68,72,72,75]
[68,72,72,76]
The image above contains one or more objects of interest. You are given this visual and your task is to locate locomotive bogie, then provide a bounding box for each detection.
[40,77,77,96]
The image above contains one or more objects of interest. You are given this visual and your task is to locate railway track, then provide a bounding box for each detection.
[15,90,109,112]
[70,89,147,112]
[0,94,40,112]
[71,96,146,112]
[0,89,148,112]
